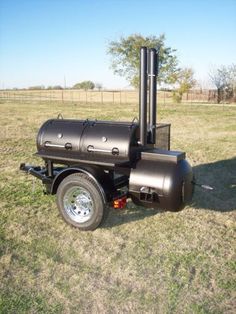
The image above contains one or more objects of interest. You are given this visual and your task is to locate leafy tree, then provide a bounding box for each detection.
[172,68,196,103]
[107,33,179,88]
[73,81,95,90]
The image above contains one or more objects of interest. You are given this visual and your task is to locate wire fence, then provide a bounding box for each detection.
[0,89,229,104]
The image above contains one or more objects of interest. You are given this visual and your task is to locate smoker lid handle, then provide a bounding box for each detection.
[87,145,119,155]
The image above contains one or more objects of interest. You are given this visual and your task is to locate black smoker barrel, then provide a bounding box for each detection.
[36,119,140,166]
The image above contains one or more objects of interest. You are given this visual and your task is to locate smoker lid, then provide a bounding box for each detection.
[141,149,185,163]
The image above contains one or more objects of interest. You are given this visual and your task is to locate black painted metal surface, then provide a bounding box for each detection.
[149,48,157,144]
[37,119,139,165]
[139,47,148,146]
[129,155,193,211]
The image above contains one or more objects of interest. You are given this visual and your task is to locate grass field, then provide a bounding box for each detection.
[0,100,235,313]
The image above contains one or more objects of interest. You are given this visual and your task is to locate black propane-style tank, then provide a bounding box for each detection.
[129,149,194,211]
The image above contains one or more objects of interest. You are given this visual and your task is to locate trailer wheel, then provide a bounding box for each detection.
[56,173,108,231]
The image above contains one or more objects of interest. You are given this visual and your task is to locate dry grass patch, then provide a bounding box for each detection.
[0,101,235,313]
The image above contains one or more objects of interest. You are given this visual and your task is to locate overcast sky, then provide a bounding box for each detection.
[0,0,236,89]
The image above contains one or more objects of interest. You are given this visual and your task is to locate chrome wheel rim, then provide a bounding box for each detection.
[63,187,94,223]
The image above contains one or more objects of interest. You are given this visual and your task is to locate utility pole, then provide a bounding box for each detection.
[64,75,66,89]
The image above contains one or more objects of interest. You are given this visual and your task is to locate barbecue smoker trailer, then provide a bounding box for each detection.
[20,47,194,231]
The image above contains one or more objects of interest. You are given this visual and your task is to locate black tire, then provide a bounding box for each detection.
[56,173,108,231]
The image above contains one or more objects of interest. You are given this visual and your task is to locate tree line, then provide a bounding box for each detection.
[26,81,102,91]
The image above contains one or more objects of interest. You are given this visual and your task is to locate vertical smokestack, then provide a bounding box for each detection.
[139,47,148,146]
[149,48,157,144]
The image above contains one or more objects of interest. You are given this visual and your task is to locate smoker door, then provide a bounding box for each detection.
[37,119,85,153]
[80,122,138,161]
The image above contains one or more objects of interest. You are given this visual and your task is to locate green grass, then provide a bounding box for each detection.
[0,100,236,313]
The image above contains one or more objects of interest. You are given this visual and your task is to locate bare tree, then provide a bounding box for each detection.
[228,64,236,101]
[95,83,103,91]
[209,65,236,103]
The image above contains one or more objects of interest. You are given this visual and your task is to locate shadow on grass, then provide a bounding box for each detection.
[103,157,236,228]
[103,205,160,229]
[191,157,236,212]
